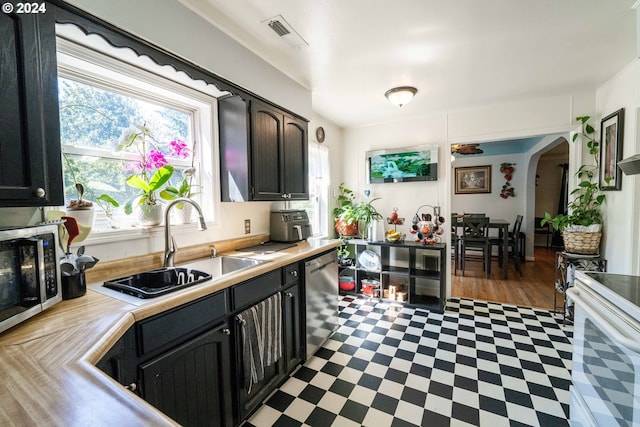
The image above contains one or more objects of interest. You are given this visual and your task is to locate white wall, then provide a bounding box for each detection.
[341,94,594,296]
[595,59,640,274]
[451,153,526,225]
[343,113,448,233]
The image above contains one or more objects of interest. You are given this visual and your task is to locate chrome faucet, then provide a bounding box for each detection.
[164,198,207,268]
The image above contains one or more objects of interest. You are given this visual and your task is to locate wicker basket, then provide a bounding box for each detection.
[562,230,602,254]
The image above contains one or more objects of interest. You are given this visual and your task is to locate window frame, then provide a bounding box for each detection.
[54,30,222,241]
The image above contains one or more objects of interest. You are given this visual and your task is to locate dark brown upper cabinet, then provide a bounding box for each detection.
[219,95,308,202]
[0,7,64,207]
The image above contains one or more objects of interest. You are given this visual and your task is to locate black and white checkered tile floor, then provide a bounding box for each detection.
[246,297,573,427]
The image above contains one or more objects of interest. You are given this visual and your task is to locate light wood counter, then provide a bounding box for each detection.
[0,239,339,426]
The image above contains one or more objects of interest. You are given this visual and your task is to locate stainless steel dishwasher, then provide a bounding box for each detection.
[305,250,339,359]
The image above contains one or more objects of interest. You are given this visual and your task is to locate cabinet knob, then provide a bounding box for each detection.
[222,328,231,335]
[125,383,137,392]
[34,187,46,198]
[285,292,293,298]
[290,270,298,277]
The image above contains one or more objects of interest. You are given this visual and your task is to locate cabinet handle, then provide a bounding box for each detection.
[222,328,231,335]
[290,270,298,277]
[125,383,137,392]
[34,187,46,198]
[285,292,293,298]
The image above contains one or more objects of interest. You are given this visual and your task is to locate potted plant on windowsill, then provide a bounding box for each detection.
[160,168,200,224]
[119,124,177,226]
[541,116,605,254]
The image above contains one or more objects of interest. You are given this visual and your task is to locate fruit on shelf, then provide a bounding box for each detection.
[386,230,403,241]
[390,207,399,221]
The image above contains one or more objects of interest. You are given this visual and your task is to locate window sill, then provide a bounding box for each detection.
[80,222,206,246]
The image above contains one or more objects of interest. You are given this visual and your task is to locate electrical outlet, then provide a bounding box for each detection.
[244,219,251,234]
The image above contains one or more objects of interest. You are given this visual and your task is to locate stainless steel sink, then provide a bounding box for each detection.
[210,256,268,277]
[103,267,212,298]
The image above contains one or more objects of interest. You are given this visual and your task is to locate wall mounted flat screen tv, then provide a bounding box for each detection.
[367,145,438,183]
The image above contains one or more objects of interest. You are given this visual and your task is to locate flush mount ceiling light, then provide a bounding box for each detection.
[385,86,418,107]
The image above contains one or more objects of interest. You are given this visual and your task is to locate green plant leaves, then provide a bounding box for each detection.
[543,116,606,230]
[96,193,119,207]
[147,165,174,192]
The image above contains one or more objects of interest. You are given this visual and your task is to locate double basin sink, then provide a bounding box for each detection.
[103,256,268,298]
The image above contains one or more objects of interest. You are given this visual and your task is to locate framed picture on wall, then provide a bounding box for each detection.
[599,108,624,190]
[455,165,491,194]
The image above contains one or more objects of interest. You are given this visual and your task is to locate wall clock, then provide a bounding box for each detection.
[315,126,325,143]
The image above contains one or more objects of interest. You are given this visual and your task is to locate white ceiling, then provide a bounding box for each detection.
[179,0,637,129]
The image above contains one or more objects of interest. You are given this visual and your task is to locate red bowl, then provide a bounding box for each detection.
[339,278,355,291]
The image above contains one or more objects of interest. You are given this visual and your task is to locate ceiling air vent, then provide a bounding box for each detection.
[262,14,308,49]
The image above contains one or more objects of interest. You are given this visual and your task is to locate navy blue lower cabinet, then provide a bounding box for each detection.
[139,322,233,427]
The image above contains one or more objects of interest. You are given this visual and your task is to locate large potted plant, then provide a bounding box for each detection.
[542,116,605,254]
[333,183,384,239]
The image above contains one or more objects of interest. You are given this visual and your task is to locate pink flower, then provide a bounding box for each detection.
[145,149,168,170]
[169,139,189,159]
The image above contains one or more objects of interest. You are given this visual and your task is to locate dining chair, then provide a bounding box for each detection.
[489,214,523,276]
[460,216,491,278]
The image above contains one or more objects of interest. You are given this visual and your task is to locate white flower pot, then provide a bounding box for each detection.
[175,202,193,224]
[137,203,163,226]
[66,206,95,229]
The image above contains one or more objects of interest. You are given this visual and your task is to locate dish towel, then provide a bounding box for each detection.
[237,292,282,393]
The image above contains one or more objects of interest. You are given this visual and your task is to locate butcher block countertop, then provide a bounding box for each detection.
[0,239,339,427]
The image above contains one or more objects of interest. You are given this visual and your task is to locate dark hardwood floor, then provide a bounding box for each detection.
[451,246,558,310]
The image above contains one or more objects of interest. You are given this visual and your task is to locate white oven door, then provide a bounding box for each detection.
[568,286,640,427]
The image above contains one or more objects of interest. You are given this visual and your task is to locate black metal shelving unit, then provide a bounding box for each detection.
[338,239,446,313]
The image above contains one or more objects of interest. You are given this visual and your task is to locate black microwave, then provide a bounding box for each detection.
[0,224,62,334]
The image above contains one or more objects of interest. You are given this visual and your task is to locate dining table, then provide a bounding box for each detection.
[455,217,511,279]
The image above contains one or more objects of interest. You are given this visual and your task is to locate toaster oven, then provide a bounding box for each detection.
[270,210,312,242]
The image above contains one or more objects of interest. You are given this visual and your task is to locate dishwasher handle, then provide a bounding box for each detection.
[305,254,337,274]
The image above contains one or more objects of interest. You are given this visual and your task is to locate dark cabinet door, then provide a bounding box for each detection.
[283,116,308,200]
[219,96,308,202]
[96,326,139,393]
[140,322,233,427]
[283,283,303,374]
[0,7,63,206]
[250,101,284,201]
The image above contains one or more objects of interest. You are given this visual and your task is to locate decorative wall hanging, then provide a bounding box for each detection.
[599,108,624,190]
[454,166,491,194]
[499,163,516,199]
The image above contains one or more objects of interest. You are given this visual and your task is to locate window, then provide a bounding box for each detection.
[56,31,223,233]
[292,141,330,237]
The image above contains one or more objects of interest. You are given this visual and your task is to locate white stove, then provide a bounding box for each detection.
[568,271,640,427]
